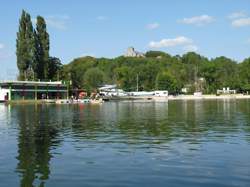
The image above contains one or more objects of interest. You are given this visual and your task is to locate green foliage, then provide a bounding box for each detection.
[83,67,105,91]
[212,57,240,89]
[16,10,35,80]
[155,71,181,94]
[239,58,250,92]
[48,57,62,81]
[61,52,250,94]
[145,51,170,58]
[35,16,50,80]
[16,10,59,81]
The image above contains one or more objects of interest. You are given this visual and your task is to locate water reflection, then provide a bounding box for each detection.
[3,99,250,186]
[12,105,61,187]
[66,100,250,145]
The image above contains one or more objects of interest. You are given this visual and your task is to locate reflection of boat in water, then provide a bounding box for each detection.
[55,99,71,104]
[54,98,102,105]
[44,99,56,104]
[78,99,90,103]
[152,96,168,102]
[55,99,90,104]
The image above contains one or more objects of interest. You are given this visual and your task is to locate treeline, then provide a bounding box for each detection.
[61,51,250,94]
[15,11,250,94]
[16,10,61,81]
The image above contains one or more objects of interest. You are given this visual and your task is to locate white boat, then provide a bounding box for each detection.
[90,98,104,104]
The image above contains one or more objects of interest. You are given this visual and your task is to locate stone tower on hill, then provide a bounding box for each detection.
[124,47,145,57]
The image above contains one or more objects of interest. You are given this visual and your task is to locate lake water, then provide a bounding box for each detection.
[0,100,250,187]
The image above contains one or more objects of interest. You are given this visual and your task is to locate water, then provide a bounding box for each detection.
[0,100,250,187]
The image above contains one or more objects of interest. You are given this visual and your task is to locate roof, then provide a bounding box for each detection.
[99,84,117,90]
[0,80,66,87]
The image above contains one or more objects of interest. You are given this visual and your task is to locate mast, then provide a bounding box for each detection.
[136,74,139,92]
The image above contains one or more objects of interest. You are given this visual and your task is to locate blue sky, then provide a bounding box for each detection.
[0,0,250,79]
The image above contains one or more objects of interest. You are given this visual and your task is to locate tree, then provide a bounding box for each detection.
[16,10,35,80]
[145,51,170,58]
[239,58,250,92]
[212,57,239,90]
[114,66,135,91]
[16,11,61,81]
[155,71,180,94]
[48,57,62,81]
[36,16,50,80]
[60,49,250,95]
[83,68,105,91]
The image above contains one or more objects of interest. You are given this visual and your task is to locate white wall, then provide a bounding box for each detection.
[0,88,10,101]
[154,91,168,97]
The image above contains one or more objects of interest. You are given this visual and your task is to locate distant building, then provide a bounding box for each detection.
[124,47,145,57]
[0,80,67,101]
[154,90,168,97]
[181,87,188,93]
[194,92,202,97]
[217,87,236,95]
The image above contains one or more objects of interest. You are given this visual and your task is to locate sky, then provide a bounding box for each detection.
[0,0,250,79]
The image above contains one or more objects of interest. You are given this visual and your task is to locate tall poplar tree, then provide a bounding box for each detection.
[16,10,34,80]
[36,16,50,80]
[31,30,39,79]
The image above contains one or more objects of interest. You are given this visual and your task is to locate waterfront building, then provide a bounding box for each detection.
[0,80,68,101]
[154,90,168,97]
[217,87,236,95]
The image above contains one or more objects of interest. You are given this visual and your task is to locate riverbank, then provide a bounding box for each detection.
[106,94,250,102]
[2,94,250,104]
[167,94,250,100]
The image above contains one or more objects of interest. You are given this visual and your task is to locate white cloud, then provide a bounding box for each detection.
[97,16,108,21]
[0,43,4,49]
[32,15,69,30]
[146,22,160,30]
[232,17,250,27]
[247,38,250,43]
[149,36,193,48]
[179,15,214,26]
[183,45,198,52]
[228,11,247,19]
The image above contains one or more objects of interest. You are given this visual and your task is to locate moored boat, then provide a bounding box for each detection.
[90,98,104,104]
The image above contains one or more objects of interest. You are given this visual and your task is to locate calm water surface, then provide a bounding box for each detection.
[0,100,250,187]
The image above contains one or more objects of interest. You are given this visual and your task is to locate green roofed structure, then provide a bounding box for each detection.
[0,81,68,102]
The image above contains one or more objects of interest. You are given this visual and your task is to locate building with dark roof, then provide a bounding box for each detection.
[0,80,68,101]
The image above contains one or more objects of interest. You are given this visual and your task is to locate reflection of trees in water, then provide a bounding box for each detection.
[6,101,250,186]
[115,102,170,142]
[70,101,250,146]
[236,99,250,142]
[13,104,60,187]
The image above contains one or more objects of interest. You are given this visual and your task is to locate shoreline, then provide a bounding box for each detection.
[1,94,250,105]
[166,94,250,100]
[110,94,250,101]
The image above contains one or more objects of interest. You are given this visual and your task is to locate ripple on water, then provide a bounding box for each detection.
[0,101,250,187]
